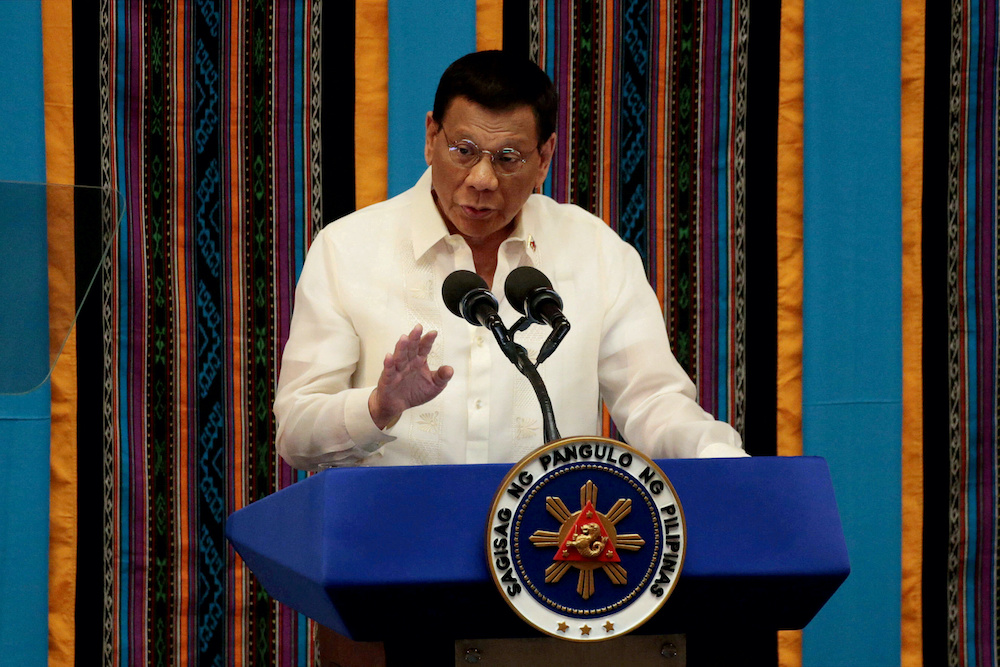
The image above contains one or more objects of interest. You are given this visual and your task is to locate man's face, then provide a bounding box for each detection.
[424,96,555,246]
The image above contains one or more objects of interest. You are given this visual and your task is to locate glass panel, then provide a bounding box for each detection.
[0,182,124,394]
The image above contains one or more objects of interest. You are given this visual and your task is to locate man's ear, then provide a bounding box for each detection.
[424,111,439,166]
[535,133,557,190]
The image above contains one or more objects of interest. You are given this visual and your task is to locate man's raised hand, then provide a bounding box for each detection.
[367,325,454,429]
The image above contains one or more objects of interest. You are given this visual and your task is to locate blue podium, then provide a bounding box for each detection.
[226,456,849,642]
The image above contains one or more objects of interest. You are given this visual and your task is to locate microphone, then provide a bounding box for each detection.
[441,269,562,443]
[505,266,570,364]
[504,266,569,328]
[442,269,523,365]
[442,270,501,327]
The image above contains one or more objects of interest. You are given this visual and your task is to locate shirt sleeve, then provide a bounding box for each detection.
[595,238,748,459]
[273,231,396,470]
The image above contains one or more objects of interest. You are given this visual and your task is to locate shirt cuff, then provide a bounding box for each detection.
[344,388,397,454]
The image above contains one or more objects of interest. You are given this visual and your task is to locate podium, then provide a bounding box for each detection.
[226,456,849,648]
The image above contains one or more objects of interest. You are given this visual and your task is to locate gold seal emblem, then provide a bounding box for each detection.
[487,437,685,641]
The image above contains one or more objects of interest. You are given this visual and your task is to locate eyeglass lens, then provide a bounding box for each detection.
[446,137,526,175]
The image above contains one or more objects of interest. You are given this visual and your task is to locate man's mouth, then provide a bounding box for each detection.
[461,205,494,219]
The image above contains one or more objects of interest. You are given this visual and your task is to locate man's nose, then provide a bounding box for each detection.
[465,157,499,190]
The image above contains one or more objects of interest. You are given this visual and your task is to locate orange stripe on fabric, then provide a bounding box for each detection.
[476,0,503,51]
[356,0,389,209]
[597,5,613,437]
[227,0,246,507]
[653,2,667,307]
[776,1,804,460]
[228,0,245,502]
[601,4,617,440]
[173,0,193,657]
[900,0,924,664]
[602,1,615,228]
[776,0,804,663]
[43,0,78,663]
[228,2,247,663]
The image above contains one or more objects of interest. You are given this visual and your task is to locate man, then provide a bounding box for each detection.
[274,50,746,470]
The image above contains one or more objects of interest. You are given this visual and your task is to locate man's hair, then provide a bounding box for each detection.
[433,50,558,146]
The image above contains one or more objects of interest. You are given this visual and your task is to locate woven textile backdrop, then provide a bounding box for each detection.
[54,0,780,664]
[68,1,324,665]
[38,0,1000,664]
[921,0,1000,665]
[535,0,779,442]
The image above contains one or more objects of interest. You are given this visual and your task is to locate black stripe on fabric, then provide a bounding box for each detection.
[687,1,780,660]
[503,0,532,61]
[920,0,951,662]
[72,1,106,663]
[321,0,356,225]
[742,0,779,458]
[245,2,279,660]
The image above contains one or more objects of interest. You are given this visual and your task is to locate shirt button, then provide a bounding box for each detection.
[474,335,484,347]
[475,399,483,409]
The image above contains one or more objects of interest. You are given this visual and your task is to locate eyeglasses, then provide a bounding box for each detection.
[441,127,535,176]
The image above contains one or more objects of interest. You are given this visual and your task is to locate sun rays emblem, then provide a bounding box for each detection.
[528,480,646,599]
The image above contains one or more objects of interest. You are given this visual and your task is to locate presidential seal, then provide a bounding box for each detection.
[486,437,685,641]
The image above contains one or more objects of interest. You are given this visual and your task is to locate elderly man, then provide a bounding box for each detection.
[274,50,746,470]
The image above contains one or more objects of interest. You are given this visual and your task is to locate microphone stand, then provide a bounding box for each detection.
[484,314,562,444]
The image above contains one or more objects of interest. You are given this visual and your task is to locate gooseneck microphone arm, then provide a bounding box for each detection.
[506,345,562,443]
[442,270,562,443]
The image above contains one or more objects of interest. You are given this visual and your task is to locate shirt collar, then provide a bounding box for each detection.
[410,168,451,260]
[408,167,542,263]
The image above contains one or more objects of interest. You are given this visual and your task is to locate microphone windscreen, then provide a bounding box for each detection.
[504,266,552,315]
[442,270,489,318]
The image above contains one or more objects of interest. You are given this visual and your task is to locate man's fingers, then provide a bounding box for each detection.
[417,330,438,358]
[407,324,423,346]
[401,325,425,365]
[434,364,454,386]
[381,352,398,381]
[389,325,439,371]
[390,333,415,370]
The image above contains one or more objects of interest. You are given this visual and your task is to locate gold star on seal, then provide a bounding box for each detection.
[604,621,615,633]
[557,622,569,633]
[580,624,592,636]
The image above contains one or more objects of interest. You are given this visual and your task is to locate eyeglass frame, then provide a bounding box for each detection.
[440,126,538,176]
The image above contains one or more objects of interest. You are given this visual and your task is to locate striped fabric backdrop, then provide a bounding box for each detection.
[69,1,321,665]
[537,0,777,440]
[33,0,997,665]
[63,1,776,664]
[922,0,1000,664]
